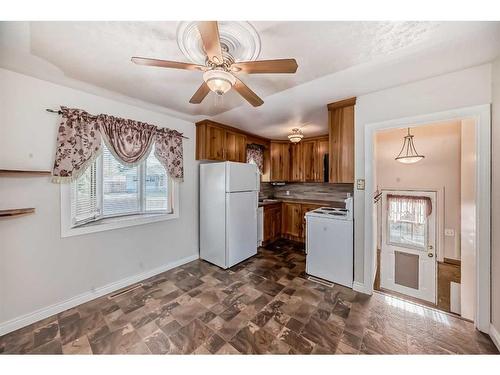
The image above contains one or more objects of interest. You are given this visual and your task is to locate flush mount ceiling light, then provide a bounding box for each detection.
[395,128,425,164]
[288,128,304,143]
[203,68,236,95]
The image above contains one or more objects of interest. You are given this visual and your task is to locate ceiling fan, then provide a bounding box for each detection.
[131,21,298,107]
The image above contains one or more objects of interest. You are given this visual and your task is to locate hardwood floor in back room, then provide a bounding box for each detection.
[0,240,497,354]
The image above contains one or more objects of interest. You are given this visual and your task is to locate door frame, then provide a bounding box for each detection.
[363,104,491,332]
[380,189,437,304]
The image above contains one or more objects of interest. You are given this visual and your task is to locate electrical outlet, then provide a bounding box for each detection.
[356,179,365,190]
[285,190,290,196]
[445,229,455,237]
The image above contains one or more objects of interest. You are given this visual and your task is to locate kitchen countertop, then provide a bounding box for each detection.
[258,197,346,208]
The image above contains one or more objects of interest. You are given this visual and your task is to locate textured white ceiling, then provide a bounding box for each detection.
[1,21,499,137]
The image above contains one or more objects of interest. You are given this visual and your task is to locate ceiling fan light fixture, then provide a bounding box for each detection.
[395,128,425,164]
[288,128,304,143]
[203,69,236,95]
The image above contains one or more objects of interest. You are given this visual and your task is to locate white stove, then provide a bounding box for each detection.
[305,206,352,220]
[305,197,353,288]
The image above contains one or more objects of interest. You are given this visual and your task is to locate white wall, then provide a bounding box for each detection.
[354,64,492,284]
[0,69,199,334]
[460,119,476,321]
[492,58,500,339]
[375,121,462,261]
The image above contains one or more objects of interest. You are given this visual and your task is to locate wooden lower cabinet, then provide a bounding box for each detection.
[282,202,302,240]
[281,202,324,242]
[263,201,328,244]
[263,203,282,245]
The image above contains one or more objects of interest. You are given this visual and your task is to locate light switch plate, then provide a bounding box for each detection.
[356,179,365,190]
[445,228,455,237]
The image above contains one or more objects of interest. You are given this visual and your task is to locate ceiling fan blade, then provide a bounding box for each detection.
[231,59,298,74]
[131,57,205,71]
[197,21,223,65]
[189,82,211,104]
[233,76,264,107]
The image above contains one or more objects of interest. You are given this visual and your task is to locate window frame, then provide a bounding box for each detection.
[61,151,178,238]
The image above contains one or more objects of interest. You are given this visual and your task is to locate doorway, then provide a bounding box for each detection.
[364,105,491,332]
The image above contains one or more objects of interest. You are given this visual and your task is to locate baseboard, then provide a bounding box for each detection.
[0,253,199,336]
[490,324,500,351]
[353,281,373,295]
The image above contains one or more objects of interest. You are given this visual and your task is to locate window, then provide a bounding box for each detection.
[71,144,172,228]
[386,195,429,250]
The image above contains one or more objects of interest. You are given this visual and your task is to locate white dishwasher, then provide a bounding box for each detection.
[305,198,353,288]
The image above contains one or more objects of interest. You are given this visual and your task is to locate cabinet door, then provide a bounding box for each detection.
[290,143,303,182]
[236,133,247,162]
[205,125,226,160]
[329,105,354,183]
[270,142,290,181]
[272,206,282,241]
[264,204,282,243]
[302,140,317,182]
[317,138,329,182]
[282,202,302,238]
[300,204,323,240]
[263,207,272,242]
[225,131,247,162]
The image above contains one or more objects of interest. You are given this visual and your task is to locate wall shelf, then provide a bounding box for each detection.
[0,169,51,177]
[0,208,36,218]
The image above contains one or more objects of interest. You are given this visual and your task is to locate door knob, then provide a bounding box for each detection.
[428,253,434,258]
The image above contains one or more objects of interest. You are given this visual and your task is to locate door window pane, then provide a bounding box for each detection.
[387,195,429,250]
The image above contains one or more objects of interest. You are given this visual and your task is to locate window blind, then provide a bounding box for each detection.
[72,162,98,224]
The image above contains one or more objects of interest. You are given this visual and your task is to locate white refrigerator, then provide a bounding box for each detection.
[200,162,259,269]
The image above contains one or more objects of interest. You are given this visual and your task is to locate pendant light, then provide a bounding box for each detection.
[288,128,304,143]
[395,128,425,164]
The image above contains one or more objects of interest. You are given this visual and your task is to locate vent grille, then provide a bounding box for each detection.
[107,283,143,299]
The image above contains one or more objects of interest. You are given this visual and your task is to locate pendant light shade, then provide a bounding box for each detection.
[288,128,304,143]
[395,128,425,164]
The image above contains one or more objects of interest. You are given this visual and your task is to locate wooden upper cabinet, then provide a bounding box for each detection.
[270,142,290,182]
[301,140,317,182]
[225,131,247,162]
[196,120,265,163]
[204,124,226,160]
[290,143,303,182]
[328,97,356,183]
[317,138,329,182]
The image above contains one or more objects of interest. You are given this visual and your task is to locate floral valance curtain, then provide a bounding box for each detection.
[386,194,432,225]
[97,114,156,166]
[246,144,264,174]
[52,107,184,182]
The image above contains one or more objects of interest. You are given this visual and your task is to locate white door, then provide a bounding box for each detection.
[226,191,258,267]
[226,162,258,192]
[381,190,437,303]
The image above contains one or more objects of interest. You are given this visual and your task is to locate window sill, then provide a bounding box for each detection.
[61,211,178,238]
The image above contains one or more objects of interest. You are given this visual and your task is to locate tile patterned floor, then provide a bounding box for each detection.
[1,240,498,354]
